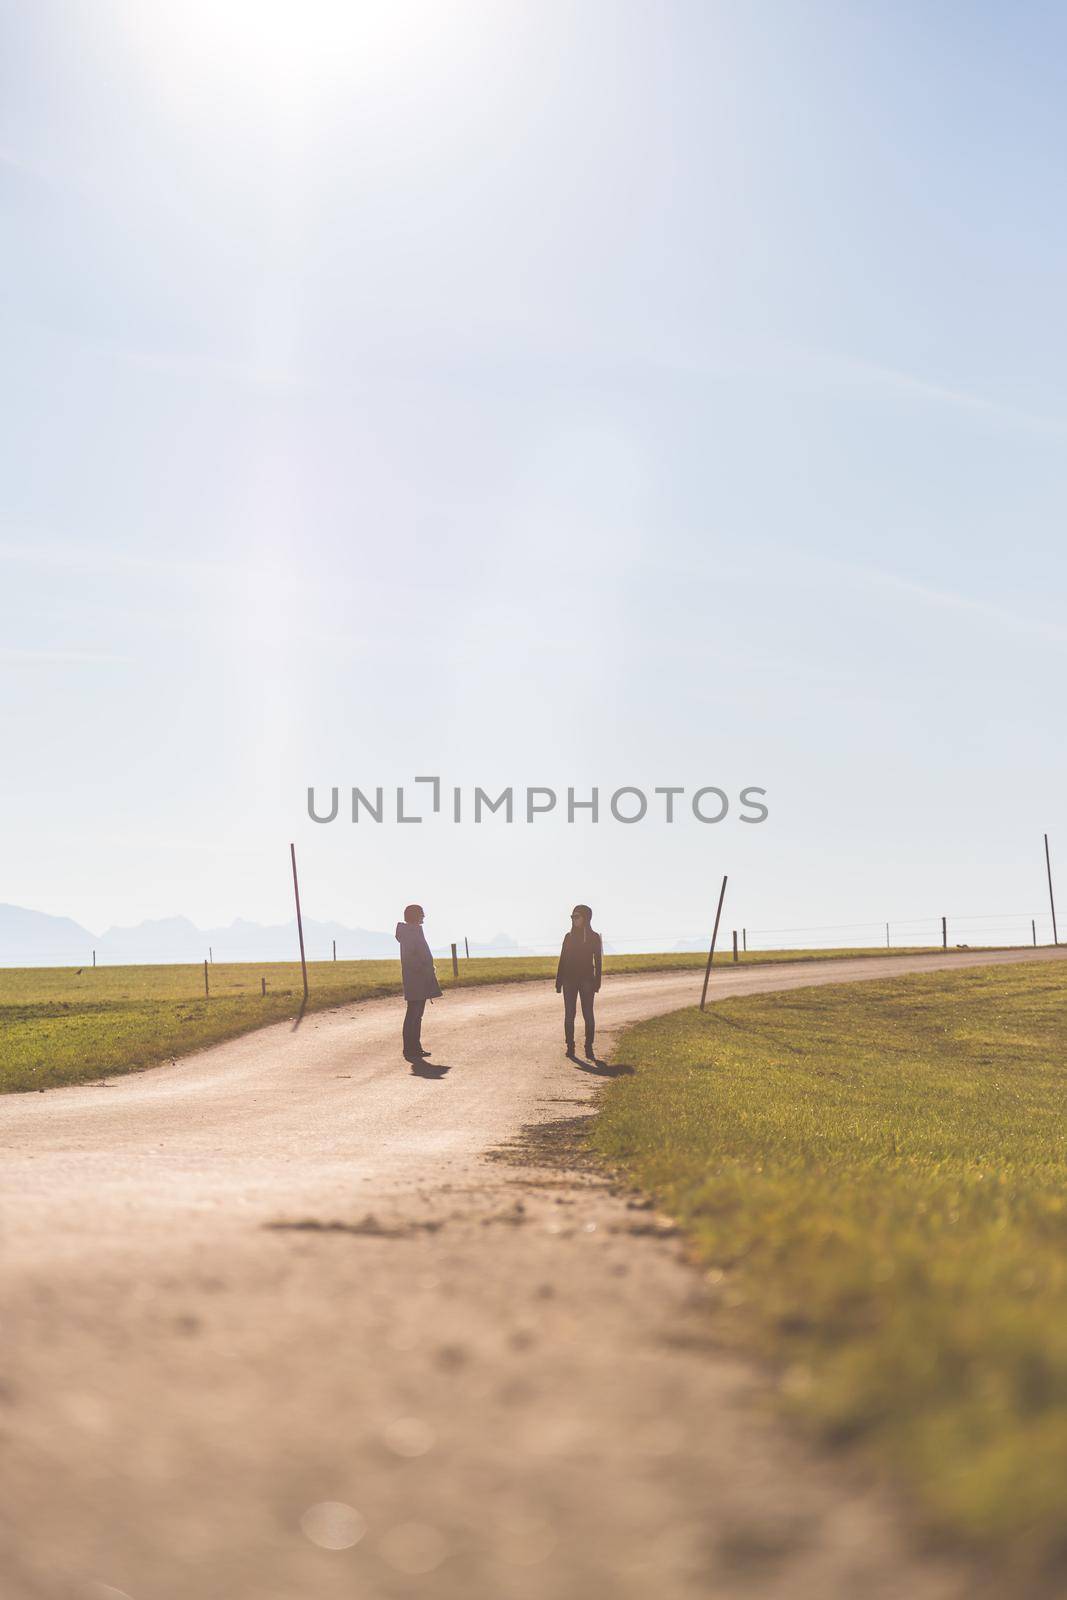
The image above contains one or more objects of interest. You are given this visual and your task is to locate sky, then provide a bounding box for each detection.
[2,0,1065,953]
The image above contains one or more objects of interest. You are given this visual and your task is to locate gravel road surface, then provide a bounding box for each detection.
[3,946,1061,1600]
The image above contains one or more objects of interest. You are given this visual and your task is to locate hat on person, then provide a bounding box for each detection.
[571,904,593,921]
[403,904,424,923]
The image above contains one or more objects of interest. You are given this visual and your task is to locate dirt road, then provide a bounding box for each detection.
[3,947,1060,1600]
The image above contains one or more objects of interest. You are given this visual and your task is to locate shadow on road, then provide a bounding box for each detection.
[571,1056,635,1078]
[411,1059,451,1079]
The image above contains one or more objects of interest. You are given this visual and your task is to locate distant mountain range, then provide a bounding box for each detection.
[0,903,526,967]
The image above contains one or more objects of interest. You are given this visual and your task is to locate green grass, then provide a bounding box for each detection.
[592,960,1067,1567]
[0,943,941,1095]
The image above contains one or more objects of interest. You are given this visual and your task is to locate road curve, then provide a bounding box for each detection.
[2,946,1060,1600]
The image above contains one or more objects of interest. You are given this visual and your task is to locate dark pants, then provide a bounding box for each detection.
[403,997,426,1059]
[562,980,596,1051]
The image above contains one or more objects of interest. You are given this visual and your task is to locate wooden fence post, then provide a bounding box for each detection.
[290,842,309,1002]
[451,942,459,979]
[1046,834,1059,945]
[700,876,728,1012]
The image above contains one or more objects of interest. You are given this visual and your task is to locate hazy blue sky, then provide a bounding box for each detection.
[2,0,1065,951]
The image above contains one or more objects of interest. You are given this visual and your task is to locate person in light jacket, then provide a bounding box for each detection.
[395,904,442,1063]
[555,903,603,1058]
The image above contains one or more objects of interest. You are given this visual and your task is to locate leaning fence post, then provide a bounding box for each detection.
[700,875,728,1011]
[1032,918,1037,947]
[451,942,459,979]
[1046,834,1059,945]
[464,936,470,959]
[290,842,309,1002]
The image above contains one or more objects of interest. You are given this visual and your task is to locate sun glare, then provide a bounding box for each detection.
[123,0,454,120]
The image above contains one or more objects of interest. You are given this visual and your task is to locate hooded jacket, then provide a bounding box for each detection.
[395,921,443,1003]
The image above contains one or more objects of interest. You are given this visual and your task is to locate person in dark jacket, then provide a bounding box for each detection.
[555,903,603,1058]
[395,904,443,1063]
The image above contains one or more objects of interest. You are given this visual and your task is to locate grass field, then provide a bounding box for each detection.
[0,945,945,1094]
[593,960,1067,1568]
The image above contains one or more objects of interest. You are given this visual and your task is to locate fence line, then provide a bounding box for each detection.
[432,910,1059,960]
